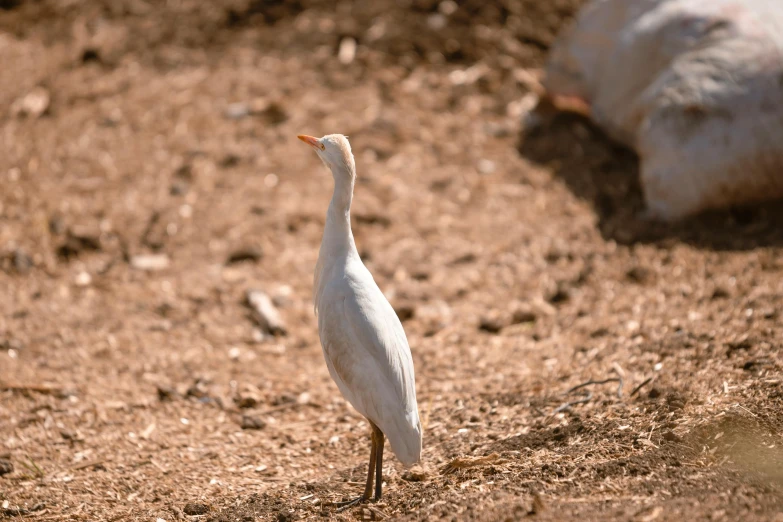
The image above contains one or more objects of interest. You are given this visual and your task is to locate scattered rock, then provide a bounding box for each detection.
[427,13,447,30]
[224,99,288,125]
[235,395,259,409]
[727,336,753,354]
[276,512,294,522]
[411,270,429,281]
[241,415,266,430]
[234,383,264,409]
[0,458,13,476]
[60,429,79,441]
[81,48,100,63]
[49,214,67,235]
[170,164,192,196]
[0,338,24,352]
[260,102,288,125]
[338,36,357,64]
[393,303,415,322]
[11,87,50,118]
[477,158,496,175]
[272,392,297,406]
[74,271,92,287]
[12,249,33,274]
[245,290,287,336]
[590,327,610,338]
[743,358,771,371]
[169,179,189,196]
[156,384,178,402]
[57,226,102,260]
[449,252,477,265]
[711,286,731,299]
[626,266,653,284]
[510,305,537,324]
[226,247,263,265]
[140,211,166,250]
[186,379,210,400]
[219,153,241,168]
[546,286,570,305]
[271,284,293,307]
[479,314,504,334]
[224,102,251,120]
[130,254,170,271]
[183,502,210,516]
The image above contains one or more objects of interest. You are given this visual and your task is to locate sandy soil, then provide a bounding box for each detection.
[1,1,782,520]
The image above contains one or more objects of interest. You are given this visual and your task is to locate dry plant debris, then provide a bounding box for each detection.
[0,0,782,520]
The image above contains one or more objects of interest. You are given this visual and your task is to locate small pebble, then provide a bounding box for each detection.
[130,254,170,271]
[241,415,266,430]
[226,247,262,265]
[13,250,33,273]
[511,307,537,324]
[74,271,92,287]
[626,266,652,284]
[479,315,504,334]
[246,290,287,336]
[156,384,178,401]
[12,87,50,118]
[0,458,13,476]
[338,37,357,64]
[183,502,209,516]
[439,0,458,15]
[393,303,415,322]
[224,103,250,120]
[477,159,496,175]
[427,13,447,30]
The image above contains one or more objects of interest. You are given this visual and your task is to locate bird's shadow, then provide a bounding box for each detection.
[517,109,783,251]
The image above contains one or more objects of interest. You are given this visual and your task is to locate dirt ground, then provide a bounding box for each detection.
[1,0,782,520]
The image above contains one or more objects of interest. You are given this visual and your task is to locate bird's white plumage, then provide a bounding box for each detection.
[310,134,422,467]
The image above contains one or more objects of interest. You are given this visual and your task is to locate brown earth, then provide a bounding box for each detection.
[1,1,782,521]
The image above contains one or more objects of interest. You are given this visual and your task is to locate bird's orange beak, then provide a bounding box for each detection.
[297,135,320,149]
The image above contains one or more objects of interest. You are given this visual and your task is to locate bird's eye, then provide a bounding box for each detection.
[320,143,326,150]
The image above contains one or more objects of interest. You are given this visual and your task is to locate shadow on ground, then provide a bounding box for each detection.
[518,110,783,251]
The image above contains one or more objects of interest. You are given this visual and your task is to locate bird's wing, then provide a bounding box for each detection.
[318,286,422,465]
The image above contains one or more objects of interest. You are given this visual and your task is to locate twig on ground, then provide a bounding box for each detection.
[0,383,69,396]
[71,458,108,471]
[565,377,624,398]
[552,372,625,413]
[553,392,593,414]
[630,377,654,397]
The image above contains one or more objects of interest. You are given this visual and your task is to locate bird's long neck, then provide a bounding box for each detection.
[320,168,357,259]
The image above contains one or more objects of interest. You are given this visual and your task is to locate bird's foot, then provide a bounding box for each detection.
[334,496,369,512]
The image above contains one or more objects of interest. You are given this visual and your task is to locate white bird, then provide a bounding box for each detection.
[297,133,423,509]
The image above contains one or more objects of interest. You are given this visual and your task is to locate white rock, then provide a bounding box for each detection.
[543,0,783,220]
[130,254,170,271]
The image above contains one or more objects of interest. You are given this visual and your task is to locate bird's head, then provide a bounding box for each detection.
[297,133,356,181]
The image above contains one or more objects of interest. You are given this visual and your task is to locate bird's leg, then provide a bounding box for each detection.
[373,424,385,501]
[335,428,377,511]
